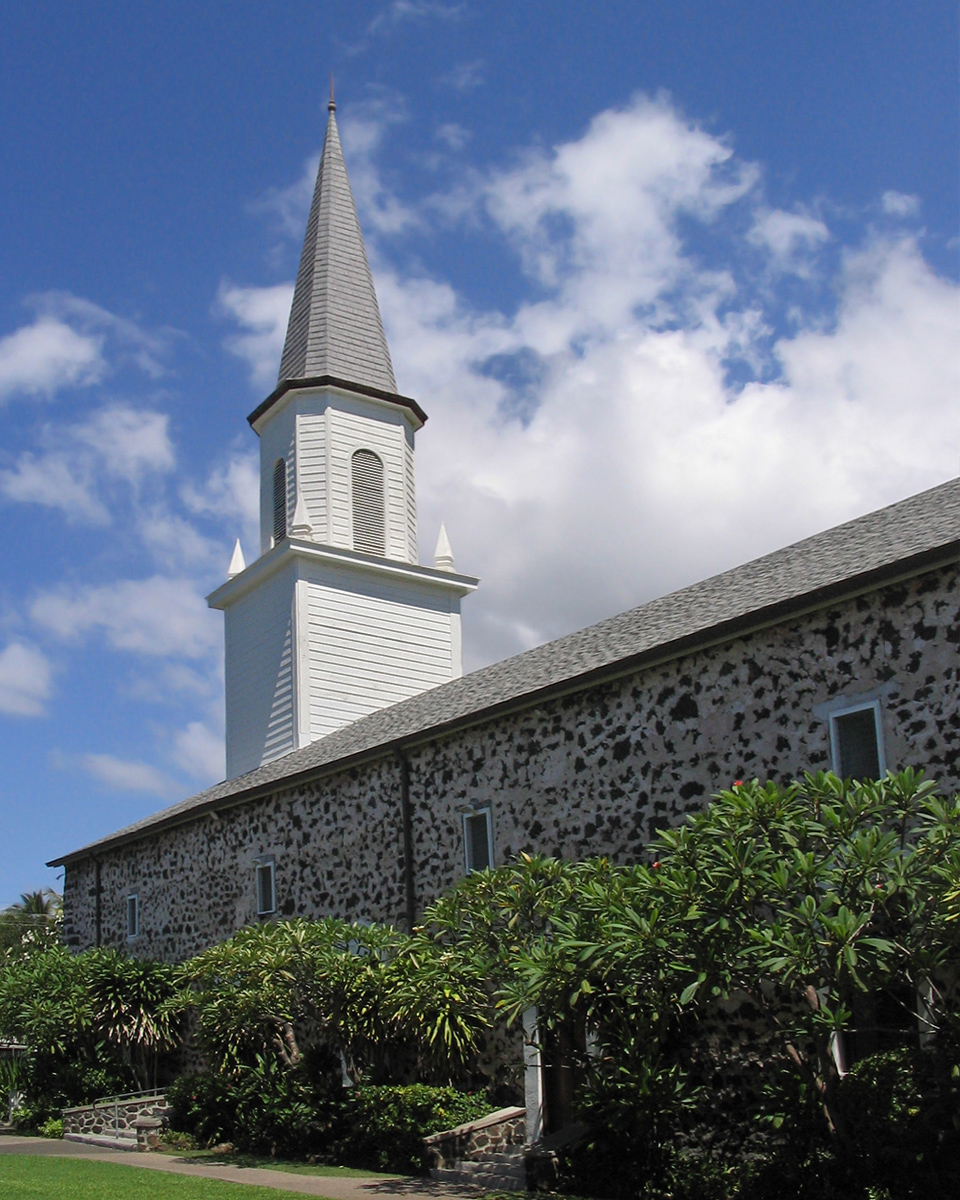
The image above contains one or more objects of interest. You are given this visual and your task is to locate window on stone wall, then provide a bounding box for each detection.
[463,808,493,873]
[126,893,139,940]
[256,857,276,916]
[830,700,885,780]
[351,449,385,555]
[273,459,287,544]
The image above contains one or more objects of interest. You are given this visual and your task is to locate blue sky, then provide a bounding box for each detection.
[1,0,957,906]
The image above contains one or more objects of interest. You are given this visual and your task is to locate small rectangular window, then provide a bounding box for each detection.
[830,701,885,780]
[463,809,493,873]
[126,893,139,940]
[256,859,276,916]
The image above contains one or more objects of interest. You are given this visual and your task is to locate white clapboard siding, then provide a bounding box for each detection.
[258,408,296,556]
[296,412,328,543]
[304,569,455,738]
[223,566,297,778]
[404,436,418,562]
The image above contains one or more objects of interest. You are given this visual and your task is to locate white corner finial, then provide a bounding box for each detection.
[291,491,314,539]
[227,539,246,579]
[433,523,455,572]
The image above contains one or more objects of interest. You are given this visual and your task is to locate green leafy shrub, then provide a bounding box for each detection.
[337,1084,494,1173]
[836,1046,960,1195]
[37,1116,63,1138]
[167,1044,345,1158]
[158,1128,199,1151]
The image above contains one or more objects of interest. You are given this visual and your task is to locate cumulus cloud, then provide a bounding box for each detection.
[80,753,174,797]
[181,450,260,554]
[748,208,830,274]
[0,642,53,716]
[171,720,225,782]
[212,90,960,677]
[881,191,920,218]
[219,282,293,389]
[439,60,485,92]
[0,405,175,525]
[0,317,104,403]
[0,450,110,524]
[250,155,320,240]
[31,576,220,660]
[369,0,464,35]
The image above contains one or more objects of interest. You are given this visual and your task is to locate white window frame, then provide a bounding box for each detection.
[126,892,139,941]
[255,856,277,916]
[462,807,494,874]
[829,699,886,779]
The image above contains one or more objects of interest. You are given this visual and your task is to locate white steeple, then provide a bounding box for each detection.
[208,94,478,781]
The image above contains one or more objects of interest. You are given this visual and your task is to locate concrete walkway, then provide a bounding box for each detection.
[0,1134,496,1199]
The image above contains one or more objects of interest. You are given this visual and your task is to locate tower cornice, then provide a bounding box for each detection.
[207,536,478,610]
[247,373,427,432]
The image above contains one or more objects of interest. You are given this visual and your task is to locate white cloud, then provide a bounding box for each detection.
[32,292,170,379]
[0,642,53,716]
[0,405,175,525]
[31,576,220,660]
[0,317,104,403]
[479,94,758,329]
[181,450,260,553]
[222,90,959,677]
[881,191,920,218]
[435,122,471,151]
[439,60,485,92]
[80,753,173,797]
[171,720,225,782]
[748,208,830,273]
[250,155,320,240]
[0,451,110,524]
[74,408,175,482]
[369,0,464,35]
[219,282,293,389]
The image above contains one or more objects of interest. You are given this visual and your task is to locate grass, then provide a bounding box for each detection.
[161,1148,401,1178]
[0,1155,331,1198]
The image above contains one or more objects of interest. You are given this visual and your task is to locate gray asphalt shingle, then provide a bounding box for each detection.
[277,101,396,393]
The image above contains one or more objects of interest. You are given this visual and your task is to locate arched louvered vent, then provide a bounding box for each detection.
[273,459,287,544]
[351,450,385,556]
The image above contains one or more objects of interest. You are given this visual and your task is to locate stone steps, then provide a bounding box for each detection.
[431,1147,526,1191]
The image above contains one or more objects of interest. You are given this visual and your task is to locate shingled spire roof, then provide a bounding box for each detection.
[277,95,397,393]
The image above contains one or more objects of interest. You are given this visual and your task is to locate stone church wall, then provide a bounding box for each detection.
[62,563,958,962]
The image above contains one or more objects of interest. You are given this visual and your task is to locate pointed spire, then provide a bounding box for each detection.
[227,539,246,578]
[291,491,314,538]
[278,97,397,393]
[433,523,455,572]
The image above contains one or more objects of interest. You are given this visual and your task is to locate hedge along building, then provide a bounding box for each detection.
[51,100,960,969]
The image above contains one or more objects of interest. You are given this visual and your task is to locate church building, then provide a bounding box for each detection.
[51,99,960,962]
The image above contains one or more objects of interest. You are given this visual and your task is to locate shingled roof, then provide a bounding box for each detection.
[50,478,960,865]
[276,97,396,394]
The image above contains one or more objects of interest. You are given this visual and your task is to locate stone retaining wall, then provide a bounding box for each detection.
[424,1105,526,1169]
[62,1094,170,1139]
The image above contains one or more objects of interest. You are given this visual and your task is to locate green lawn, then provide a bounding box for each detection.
[163,1149,399,1178]
[0,1156,326,1199]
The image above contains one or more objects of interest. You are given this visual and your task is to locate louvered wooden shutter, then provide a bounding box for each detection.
[351,450,385,555]
[273,459,287,543]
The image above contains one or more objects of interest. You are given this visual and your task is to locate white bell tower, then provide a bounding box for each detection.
[208,95,477,780]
